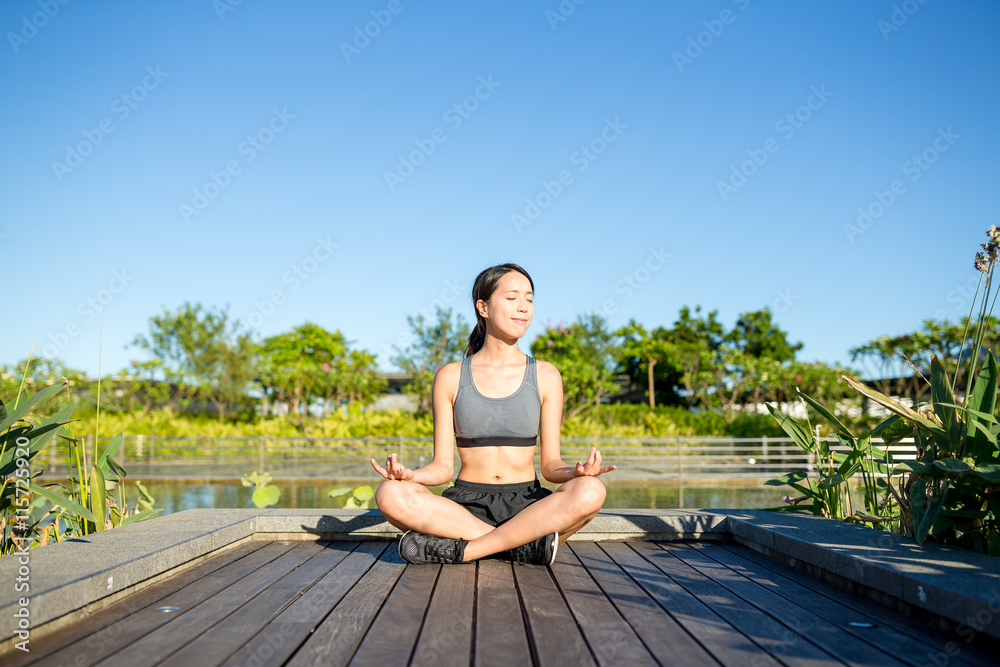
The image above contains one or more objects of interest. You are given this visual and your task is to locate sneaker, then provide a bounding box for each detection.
[398,530,469,564]
[509,532,558,566]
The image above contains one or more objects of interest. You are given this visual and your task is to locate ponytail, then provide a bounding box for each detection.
[465,320,487,357]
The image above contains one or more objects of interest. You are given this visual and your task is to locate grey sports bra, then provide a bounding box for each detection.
[453,355,541,448]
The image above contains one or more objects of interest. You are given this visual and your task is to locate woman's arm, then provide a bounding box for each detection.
[370,362,459,486]
[537,360,616,483]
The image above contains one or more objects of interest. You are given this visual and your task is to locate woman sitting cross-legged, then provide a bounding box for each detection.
[371,262,616,565]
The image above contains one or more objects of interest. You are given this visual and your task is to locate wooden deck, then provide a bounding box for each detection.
[6,539,994,667]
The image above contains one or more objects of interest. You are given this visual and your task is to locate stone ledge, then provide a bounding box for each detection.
[1,508,998,648]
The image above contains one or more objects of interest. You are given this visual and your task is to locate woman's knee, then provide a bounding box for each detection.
[375,480,424,519]
[566,476,607,514]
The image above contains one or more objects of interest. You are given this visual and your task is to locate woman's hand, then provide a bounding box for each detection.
[370,452,415,481]
[573,447,617,477]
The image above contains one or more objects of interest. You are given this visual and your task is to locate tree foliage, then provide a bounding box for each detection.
[531,314,619,417]
[131,302,256,422]
[390,307,470,413]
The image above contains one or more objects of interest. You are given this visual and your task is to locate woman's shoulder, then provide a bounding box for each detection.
[434,360,464,383]
[533,358,562,382]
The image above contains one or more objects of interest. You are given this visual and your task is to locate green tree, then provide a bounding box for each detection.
[0,358,87,414]
[614,320,679,408]
[131,302,256,422]
[390,307,470,413]
[257,323,385,428]
[531,314,619,417]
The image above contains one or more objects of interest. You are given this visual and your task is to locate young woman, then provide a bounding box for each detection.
[371,263,616,565]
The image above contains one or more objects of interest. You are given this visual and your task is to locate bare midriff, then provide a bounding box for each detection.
[456,446,538,484]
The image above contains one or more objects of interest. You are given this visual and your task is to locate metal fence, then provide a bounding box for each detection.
[40,436,919,481]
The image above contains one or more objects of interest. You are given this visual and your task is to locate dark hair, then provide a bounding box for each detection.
[465,263,534,357]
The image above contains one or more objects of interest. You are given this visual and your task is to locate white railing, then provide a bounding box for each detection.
[42,436,919,481]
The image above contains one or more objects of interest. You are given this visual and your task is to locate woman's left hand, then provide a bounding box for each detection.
[573,447,617,477]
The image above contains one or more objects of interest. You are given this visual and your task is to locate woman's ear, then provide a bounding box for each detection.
[476,299,489,319]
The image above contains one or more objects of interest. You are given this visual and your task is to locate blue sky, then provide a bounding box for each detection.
[2,0,997,380]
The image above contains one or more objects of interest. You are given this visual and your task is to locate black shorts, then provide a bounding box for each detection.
[442,478,552,527]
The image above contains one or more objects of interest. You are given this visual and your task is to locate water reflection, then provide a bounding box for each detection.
[129,479,793,515]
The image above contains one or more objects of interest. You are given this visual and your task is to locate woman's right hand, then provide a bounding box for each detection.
[370,452,415,481]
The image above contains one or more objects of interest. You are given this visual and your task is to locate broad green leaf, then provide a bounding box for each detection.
[969,419,998,445]
[120,507,164,525]
[28,481,97,522]
[352,485,374,502]
[0,383,65,432]
[841,376,950,439]
[327,486,352,498]
[252,485,280,508]
[0,402,76,478]
[764,471,809,486]
[795,389,852,438]
[875,416,913,447]
[933,458,972,473]
[973,463,1000,482]
[818,473,846,490]
[136,481,155,512]
[97,433,124,469]
[915,493,939,544]
[933,403,998,424]
[90,466,107,531]
[892,461,942,476]
[765,405,815,453]
[930,357,956,430]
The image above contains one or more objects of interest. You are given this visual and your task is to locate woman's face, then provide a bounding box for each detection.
[479,271,533,339]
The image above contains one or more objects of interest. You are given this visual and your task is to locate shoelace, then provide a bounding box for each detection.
[426,537,467,563]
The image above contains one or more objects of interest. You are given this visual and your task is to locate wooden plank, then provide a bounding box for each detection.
[515,561,597,667]
[158,542,356,667]
[666,542,910,667]
[410,560,476,667]
[569,542,721,666]
[287,544,407,667]
[220,542,388,667]
[716,542,999,667]
[97,541,326,666]
[2,540,268,667]
[630,541,837,667]
[599,541,783,667]
[549,545,657,666]
[349,560,444,666]
[34,541,298,667]
[473,558,532,667]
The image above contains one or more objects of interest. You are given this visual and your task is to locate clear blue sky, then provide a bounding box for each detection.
[2,0,997,379]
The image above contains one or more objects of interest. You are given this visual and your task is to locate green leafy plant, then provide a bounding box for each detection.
[837,228,1000,554]
[763,389,906,529]
[327,485,374,509]
[1,375,162,554]
[241,471,281,508]
[770,228,1000,555]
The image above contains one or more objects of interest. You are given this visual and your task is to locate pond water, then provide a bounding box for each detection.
[128,479,794,515]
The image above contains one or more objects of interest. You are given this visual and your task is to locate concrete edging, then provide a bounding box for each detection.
[1,508,998,648]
